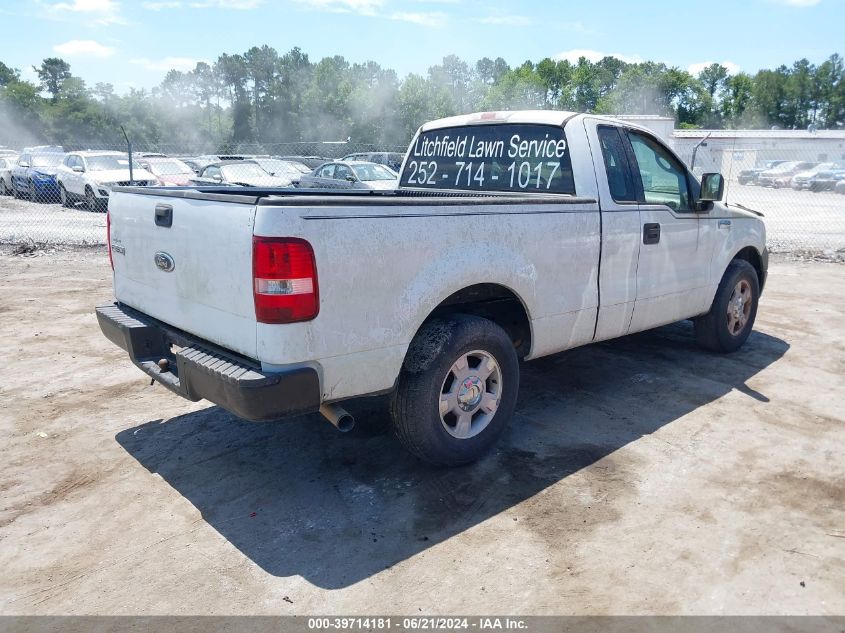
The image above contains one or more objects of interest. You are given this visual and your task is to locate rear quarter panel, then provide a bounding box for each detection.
[254,200,600,401]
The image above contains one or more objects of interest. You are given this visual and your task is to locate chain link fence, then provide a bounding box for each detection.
[1,134,844,254]
[676,133,845,255]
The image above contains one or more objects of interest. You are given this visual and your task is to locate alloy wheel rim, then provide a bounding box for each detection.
[439,350,502,440]
[727,279,752,336]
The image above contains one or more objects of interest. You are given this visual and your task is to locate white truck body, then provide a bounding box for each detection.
[100,111,767,464]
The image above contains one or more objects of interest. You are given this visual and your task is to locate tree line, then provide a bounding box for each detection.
[0,47,843,151]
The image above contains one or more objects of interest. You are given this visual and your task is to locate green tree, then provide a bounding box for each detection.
[34,57,72,102]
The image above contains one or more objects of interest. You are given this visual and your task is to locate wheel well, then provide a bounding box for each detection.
[425,284,532,359]
[733,246,763,287]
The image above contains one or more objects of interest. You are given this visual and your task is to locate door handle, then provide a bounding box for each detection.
[154,203,173,228]
[643,222,660,245]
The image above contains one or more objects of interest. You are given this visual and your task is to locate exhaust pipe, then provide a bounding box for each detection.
[320,403,355,432]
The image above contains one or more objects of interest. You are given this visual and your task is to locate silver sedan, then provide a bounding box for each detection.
[298,161,398,191]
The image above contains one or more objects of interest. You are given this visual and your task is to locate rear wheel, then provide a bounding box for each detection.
[390,314,519,466]
[694,259,760,353]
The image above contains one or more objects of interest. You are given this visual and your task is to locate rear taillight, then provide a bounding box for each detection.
[253,236,319,323]
[106,209,113,270]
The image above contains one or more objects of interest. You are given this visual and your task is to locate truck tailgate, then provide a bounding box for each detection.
[108,191,258,359]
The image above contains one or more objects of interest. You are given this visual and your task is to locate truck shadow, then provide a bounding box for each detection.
[115,320,788,589]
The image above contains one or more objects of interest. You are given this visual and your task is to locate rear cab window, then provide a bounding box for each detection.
[401,123,575,194]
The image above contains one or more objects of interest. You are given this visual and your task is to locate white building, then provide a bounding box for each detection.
[672,129,845,178]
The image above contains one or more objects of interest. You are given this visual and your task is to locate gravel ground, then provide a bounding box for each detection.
[0,250,843,615]
[1,185,844,253]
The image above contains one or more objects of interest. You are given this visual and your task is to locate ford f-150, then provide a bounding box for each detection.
[97,111,767,465]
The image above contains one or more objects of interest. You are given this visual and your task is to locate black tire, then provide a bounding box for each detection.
[28,179,37,201]
[59,184,72,208]
[1,179,9,195]
[85,187,98,212]
[12,180,22,198]
[390,314,519,466]
[694,259,760,353]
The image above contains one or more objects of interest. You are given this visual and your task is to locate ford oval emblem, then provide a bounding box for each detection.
[154,251,175,272]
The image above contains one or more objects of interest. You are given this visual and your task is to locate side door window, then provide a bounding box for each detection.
[319,164,335,179]
[334,165,353,181]
[627,131,691,211]
[597,126,637,203]
[204,166,222,181]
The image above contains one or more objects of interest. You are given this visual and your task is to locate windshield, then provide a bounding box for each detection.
[400,123,576,194]
[255,160,303,178]
[221,163,270,180]
[351,163,396,181]
[86,155,135,171]
[802,162,835,175]
[145,159,193,175]
[32,154,63,168]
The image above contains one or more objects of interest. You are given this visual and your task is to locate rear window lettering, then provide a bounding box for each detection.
[401,123,575,194]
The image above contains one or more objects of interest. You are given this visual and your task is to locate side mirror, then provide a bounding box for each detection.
[700,173,725,202]
[345,176,356,182]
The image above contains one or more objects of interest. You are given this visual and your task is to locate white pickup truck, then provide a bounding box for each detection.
[97,111,767,465]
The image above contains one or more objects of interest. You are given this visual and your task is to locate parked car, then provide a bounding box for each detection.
[173,157,208,174]
[22,145,64,154]
[737,160,788,185]
[137,157,196,186]
[250,158,311,186]
[191,160,293,188]
[0,148,19,158]
[298,160,398,190]
[99,111,767,466]
[807,164,845,192]
[790,162,841,190]
[275,155,328,169]
[757,161,816,188]
[57,151,157,211]
[10,152,65,201]
[341,151,404,172]
[0,155,19,195]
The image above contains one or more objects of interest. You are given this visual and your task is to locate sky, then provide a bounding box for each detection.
[1,0,843,93]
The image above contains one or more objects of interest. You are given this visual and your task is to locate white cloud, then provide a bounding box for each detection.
[129,57,204,71]
[554,49,642,64]
[390,11,445,26]
[688,61,741,76]
[477,14,531,26]
[292,0,444,25]
[142,0,263,8]
[48,0,125,24]
[293,0,385,15]
[53,39,115,57]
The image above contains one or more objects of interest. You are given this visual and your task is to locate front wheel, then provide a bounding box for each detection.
[85,187,99,212]
[59,184,71,208]
[694,259,760,353]
[390,314,519,466]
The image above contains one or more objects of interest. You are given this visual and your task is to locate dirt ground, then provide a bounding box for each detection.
[0,249,843,615]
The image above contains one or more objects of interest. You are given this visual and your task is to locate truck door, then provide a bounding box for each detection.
[586,122,641,342]
[624,130,713,333]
